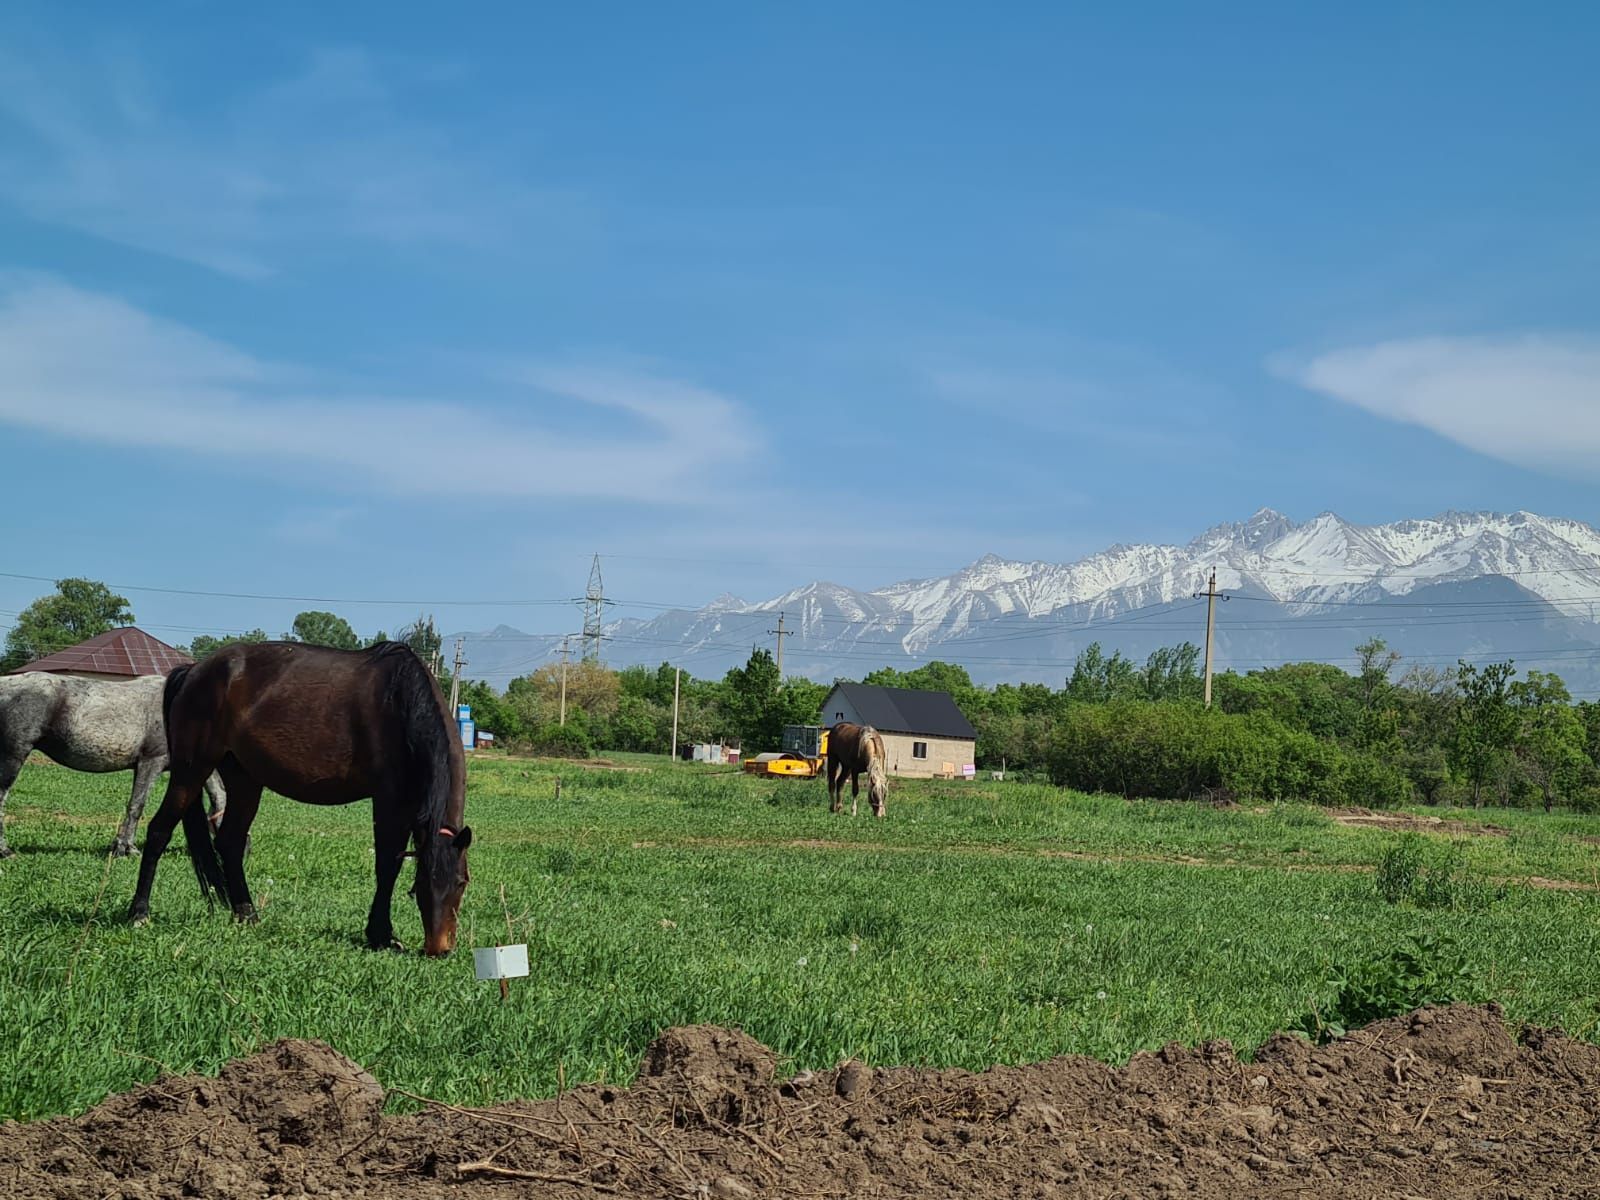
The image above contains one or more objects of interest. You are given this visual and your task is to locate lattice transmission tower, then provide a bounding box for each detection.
[581,554,608,662]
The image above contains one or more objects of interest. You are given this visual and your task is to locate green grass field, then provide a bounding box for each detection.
[5,751,1600,1122]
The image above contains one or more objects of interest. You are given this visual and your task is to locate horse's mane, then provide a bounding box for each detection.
[865,728,888,795]
[379,643,458,834]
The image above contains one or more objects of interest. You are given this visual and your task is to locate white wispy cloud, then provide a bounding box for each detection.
[0,280,755,501]
[1277,335,1600,477]
[0,43,558,277]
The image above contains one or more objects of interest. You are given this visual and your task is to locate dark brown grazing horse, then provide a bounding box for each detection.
[825,722,888,818]
[128,641,471,957]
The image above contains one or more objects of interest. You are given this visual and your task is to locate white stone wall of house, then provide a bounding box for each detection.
[878,732,977,779]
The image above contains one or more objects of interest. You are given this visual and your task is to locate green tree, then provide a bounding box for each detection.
[867,660,975,698]
[608,694,667,752]
[723,648,782,748]
[778,676,830,729]
[288,610,361,650]
[1452,660,1519,808]
[523,659,620,725]
[1353,637,1405,753]
[1402,745,1452,805]
[1,578,134,671]
[1065,643,1139,704]
[1214,661,1358,741]
[458,679,527,744]
[1510,670,1587,811]
[187,629,270,659]
[618,662,682,708]
[1354,637,1402,709]
[505,674,548,735]
[1139,642,1203,702]
[397,615,445,679]
[1397,664,1459,750]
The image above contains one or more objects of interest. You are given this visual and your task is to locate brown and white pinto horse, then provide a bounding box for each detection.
[128,640,471,957]
[825,722,888,818]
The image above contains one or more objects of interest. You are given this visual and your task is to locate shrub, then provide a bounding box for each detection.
[1340,751,1412,808]
[1375,834,1502,909]
[1296,932,1477,1042]
[528,722,595,759]
[1374,834,1425,904]
[1045,701,1414,806]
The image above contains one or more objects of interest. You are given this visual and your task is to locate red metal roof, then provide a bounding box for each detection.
[14,627,193,677]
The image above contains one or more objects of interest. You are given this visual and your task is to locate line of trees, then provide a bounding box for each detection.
[10,578,1600,810]
[870,638,1600,811]
[0,578,404,671]
[185,611,394,659]
[449,650,829,760]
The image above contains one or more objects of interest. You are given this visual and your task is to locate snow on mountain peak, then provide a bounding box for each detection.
[701,509,1600,636]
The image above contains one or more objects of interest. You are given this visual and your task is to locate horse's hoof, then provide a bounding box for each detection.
[110,842,134,859]
[232,904,259,925]
[0,845,14,860]
[128,908,149,926]
[366,934,405,952]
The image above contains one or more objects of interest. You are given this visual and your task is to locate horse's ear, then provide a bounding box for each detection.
[455,826,473,851]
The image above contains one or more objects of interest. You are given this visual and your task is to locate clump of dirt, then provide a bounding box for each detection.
[5,1005,1600,1199]
[2,1039,384,1199]
[634,1024,777,1128]
[1328,806,1511,836]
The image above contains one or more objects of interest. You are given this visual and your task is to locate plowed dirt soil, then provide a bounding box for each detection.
[4,1004,1598,1198]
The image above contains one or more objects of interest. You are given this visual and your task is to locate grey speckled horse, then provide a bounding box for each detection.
[0,673,225,858]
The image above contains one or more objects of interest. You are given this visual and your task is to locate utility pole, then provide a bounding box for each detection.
[448,638,465,719]
[670,666,681,760]
[768,611,791,677]
[1192,569,1230,709]
[558,636,571,726]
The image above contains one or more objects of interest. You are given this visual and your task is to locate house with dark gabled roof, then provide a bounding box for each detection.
[11,627,193,680]
[820,682,978,780]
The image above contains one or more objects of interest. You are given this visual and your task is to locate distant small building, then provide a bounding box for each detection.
[12,627,193,681]
[819,682,977,780]
[681,742,737,765]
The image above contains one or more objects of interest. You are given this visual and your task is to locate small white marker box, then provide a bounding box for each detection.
[474,944,530,981]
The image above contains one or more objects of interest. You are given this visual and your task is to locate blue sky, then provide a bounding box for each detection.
[1,2,1597,646]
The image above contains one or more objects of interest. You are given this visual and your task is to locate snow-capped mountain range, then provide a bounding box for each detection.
[453,510,1600,690]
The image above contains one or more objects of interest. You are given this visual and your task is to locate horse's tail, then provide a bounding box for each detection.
[162,665,192,744]
[164,663,226,902]
[182,777,227,906]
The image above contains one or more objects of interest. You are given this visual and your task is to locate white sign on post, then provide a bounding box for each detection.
[474,944,530,982]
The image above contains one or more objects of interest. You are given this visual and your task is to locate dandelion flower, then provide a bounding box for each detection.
[1096,990,1107,1001]
[796,956,809,968]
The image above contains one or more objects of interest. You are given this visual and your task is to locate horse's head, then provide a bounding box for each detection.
[415,825,472,957]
